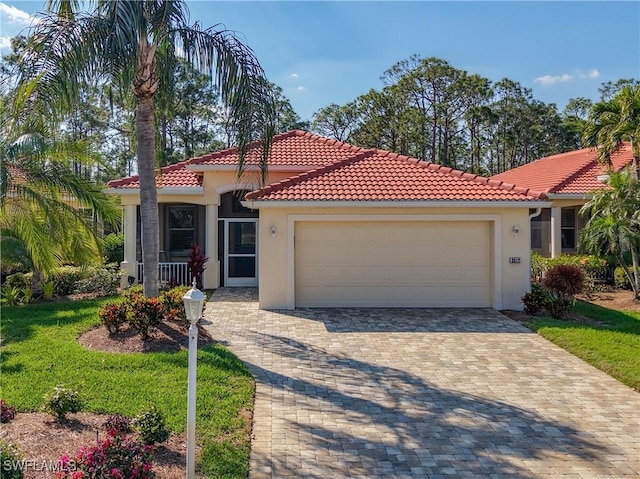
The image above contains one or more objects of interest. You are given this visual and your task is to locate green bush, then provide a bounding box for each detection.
[522,282,548,315]
[53,266,85,296]
[102,232,124,264]
[614,267,632,290]
[531,252,547,282]
[4,272,32,291]
[0,439,23,479]
[73,265,122,297]
[545,297,573,319]
[42,281,56,301]
[132,405,170,445]
[42,385,82,421]
[1,286,23,305]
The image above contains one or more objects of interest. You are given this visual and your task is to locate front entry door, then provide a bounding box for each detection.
[224,220,258,286]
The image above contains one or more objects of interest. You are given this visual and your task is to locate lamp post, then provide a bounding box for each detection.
[183,279,205,479]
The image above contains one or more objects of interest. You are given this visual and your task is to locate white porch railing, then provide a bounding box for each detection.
[136,262,192,286]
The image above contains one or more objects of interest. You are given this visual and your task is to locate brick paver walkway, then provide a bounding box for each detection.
[203,288,639,479]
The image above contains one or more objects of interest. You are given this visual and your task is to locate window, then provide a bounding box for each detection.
[168,205,196,254]
[561,208,576,249]
[531,214,542,249]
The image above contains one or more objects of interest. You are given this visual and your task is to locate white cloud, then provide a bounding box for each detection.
[0,36,11,49]
[534,68,600,86]
[296,85,306,91]
[0,3,33,26]
[534,73,573,85]
[290,73,299,79]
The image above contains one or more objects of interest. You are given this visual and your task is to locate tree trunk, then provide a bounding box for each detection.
[134,38,160,298]
[136,96,160,298]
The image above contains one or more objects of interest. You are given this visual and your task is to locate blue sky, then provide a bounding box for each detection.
[1,1,638,121]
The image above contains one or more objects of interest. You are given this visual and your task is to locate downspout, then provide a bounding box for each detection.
[529,207,542,219]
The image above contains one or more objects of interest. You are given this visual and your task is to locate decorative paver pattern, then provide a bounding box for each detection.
[203,288,640,479]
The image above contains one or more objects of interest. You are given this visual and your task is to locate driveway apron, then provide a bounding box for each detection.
[203,288,640,479]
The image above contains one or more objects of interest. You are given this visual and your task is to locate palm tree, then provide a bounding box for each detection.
[14,0,275,297]
[583,85,640,179]
[580,172,640,299]
[0,109,120,278]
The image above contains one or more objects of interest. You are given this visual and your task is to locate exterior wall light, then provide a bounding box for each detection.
[270,225,277,238]
[512,225,520,237]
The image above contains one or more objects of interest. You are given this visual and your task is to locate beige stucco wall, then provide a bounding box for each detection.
[254,206,533,311]
[113,170,297,289]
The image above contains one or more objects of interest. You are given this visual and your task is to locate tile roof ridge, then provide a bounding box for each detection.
[245,149,377,200]
[299,130,367,153]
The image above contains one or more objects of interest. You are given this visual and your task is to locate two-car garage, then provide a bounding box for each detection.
[294,220,492,308]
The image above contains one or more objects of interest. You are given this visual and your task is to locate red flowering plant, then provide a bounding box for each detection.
[56,432,155,479]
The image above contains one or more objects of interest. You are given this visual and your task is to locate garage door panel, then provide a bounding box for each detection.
[295,221,491,308]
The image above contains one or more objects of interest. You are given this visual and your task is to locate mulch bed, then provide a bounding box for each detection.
[78,319,215,353]
[0,413,189,479]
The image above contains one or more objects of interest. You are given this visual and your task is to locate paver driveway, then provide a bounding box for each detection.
[203,288,639,479]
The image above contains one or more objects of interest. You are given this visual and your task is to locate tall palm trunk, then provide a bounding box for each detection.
[134,39,160,298]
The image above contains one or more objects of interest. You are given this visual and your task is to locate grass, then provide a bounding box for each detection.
[526,300,640,391]
[0,299,254,478]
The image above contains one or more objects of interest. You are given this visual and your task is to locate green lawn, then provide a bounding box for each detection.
[0,299,254,478]
[526,300,640,391]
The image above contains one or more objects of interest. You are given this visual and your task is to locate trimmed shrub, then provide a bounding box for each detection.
[0,439,23,479]
[73,265,122,297]
[58,434,155,479]
[531,252,547,282]
[522,282,548,315]
[53,266,85,296]
[42,385,81,421]
[103,415,132,436]
[159,285,190,326]
[99,301,129,333]
[542,264,585,299]
[4,272,32,291]
[132,405,170,445]
[614,267,632,290]
[128,296,163,339]
[102,232,125,264]
[0,399,17,423]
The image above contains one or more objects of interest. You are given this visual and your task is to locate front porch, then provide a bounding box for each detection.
[120,191,258,289]
[532,205,588,258]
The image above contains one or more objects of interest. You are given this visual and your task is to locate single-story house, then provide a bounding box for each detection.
[491,143,634,258]
[107,130,550,310]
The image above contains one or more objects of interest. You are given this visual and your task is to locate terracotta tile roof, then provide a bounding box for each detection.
[490,143,634,195]
[245,150,546,202]
[107,162,202,189]
[189,130,363,167]
[107,130,363,189]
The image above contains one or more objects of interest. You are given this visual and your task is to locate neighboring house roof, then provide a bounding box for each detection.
[490,142,634,195]
[245,149,546,202]
[106,130,363,189]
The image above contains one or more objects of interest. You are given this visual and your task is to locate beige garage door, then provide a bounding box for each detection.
[295,221,492,307]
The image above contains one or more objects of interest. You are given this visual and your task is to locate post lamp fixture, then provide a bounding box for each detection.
[183,279,205,479]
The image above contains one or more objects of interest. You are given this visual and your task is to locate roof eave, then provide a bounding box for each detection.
[546,193,594,200]
[242,200,552,209]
